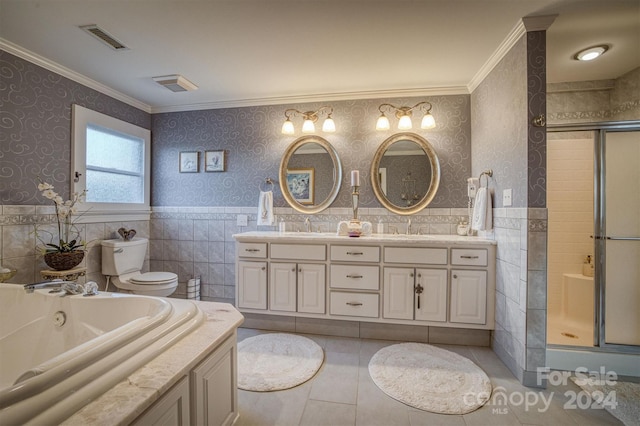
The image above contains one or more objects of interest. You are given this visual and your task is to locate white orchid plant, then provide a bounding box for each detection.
[36,180,88,253]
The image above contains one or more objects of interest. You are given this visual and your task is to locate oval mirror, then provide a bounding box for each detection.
[370,132,440,215]
[279,136,342,214]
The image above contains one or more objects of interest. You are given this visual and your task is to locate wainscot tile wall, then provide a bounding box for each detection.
[0,205,471,302]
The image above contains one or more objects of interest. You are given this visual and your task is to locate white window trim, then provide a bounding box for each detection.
[72,104,151,222]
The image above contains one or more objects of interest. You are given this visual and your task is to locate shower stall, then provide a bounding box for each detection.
[546,121,640,377]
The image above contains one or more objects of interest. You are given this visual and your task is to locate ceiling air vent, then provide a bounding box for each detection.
[152,75,199,92]
[79,25,129,51]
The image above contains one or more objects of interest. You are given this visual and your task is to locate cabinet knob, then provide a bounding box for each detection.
[409,273,414,278]
[453,274,458,279]
[292,268,296,272]
[261,267,266,271]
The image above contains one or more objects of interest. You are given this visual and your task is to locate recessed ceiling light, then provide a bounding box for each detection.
[574,45,609,61]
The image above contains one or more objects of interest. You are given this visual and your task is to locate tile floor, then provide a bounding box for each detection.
[236,328,622,426]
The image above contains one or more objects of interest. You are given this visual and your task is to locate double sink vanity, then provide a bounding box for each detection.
[234,232,496,331]
[235,132,497,335]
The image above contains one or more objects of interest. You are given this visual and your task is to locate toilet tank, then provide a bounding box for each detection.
[101,237,148,276]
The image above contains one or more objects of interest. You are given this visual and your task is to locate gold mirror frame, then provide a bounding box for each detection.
[370,132,440,215]
[279,136,342,214]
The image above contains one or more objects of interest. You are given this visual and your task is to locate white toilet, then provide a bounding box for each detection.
[101,237,178,297]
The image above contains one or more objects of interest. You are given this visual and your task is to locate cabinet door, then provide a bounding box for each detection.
[383,267,414,320]
[298,263,326,314]
[414,269,447,322]
[269,262,297,312]
[450,270,487,324]
[238,261,267,310]
[191,335,238,426]
[132,376,190,426]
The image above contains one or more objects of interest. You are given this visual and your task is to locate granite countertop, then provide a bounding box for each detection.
[233,231,497,246]
[62,301,244,425]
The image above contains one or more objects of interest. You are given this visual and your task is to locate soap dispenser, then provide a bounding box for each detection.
[583,255,594,277]
[279,217,286,233]
[377,219,384,234]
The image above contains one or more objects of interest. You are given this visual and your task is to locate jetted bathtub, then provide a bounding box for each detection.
[0,283,204,425]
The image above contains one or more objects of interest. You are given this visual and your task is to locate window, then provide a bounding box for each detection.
[72,104,150,219]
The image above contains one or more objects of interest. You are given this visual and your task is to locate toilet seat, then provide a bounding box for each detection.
[129,272,177,285]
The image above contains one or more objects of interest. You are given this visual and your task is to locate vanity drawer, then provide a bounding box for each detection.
[451,249,487,266]
[384,247,447,265]
[271,244,326,261]
[330,265,380,290]
[330,292,379,318]
[331,245,380,262]
[238,243,267,258]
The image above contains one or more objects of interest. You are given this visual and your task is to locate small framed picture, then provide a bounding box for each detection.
[286,168,314,204]
[179,151,199,173]
[205,150,226,172]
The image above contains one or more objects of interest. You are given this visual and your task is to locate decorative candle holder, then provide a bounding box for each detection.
[348,185,362,237]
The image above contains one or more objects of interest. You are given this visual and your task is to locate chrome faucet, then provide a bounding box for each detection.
[304,217,312,232]
[24,280,75,293]
[406,217,412,235]
[24,279,99,296]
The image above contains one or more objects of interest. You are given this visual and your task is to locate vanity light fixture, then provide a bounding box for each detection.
[574,45,609,61]
[281,106,336,135]
[376,101,436,131]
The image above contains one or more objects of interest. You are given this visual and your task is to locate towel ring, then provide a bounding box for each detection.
[260,178,275,192]
[478,169,493,188]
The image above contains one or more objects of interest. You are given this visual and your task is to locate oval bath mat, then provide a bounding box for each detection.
[368,342,492,414]
[238,333,324,391]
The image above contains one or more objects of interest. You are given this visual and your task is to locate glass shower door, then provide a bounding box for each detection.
[601,130,640,346]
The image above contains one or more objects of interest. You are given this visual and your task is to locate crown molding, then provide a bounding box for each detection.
[467,20,527,93]
[150,86,470,114]
[0,38,152,113]
[522,15,557,32]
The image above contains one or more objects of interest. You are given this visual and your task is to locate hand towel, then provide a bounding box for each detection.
[257,191,274,226]
[471,187,493,231]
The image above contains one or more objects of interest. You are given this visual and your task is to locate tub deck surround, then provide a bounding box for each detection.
[60,300,243,425]
[0,284,243,425]
[233,231,497,333]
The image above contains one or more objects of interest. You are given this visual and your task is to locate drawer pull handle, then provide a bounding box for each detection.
[245,248,260,252]
[347,251,363,255]
[460,255,479,259]
[346,274,363,279]
[346,302,363,306]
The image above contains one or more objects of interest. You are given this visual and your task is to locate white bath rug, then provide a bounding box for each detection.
[238,333,324,392]
[571,376,640,426]
[368,342,492,414]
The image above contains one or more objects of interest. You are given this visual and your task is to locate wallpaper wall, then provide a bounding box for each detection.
[469,31,548,387]
[0,50,150,204]
[150,95,472,209]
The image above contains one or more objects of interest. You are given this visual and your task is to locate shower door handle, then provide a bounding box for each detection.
[592,235,640,241]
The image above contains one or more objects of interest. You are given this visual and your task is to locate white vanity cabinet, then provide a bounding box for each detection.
[234,232,496,330]
[383,267,447,322]
[237,242,268,310]
[270,262,325,313]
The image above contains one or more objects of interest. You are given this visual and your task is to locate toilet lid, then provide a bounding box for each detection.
[129,272,177,285]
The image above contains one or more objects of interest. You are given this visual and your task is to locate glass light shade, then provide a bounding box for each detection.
[302,119,315,133]
[421,113,436,129]
[398,114,412,130]
[281,119,295,135]
[376,114,390,131]
[322,117,336,132]
[575,45,607,61]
